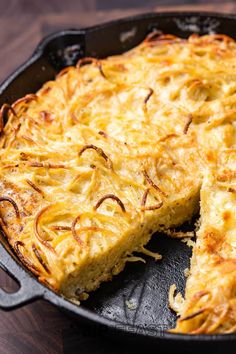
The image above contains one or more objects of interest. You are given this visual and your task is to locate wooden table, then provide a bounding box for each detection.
[0,1,235,353]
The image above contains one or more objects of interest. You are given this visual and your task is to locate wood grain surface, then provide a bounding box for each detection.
[0,1,235,353]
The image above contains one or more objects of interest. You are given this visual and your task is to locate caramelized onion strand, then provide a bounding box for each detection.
[144,88,154,105]
[141,188,163,211]
[50,225,72,231]
[94,194,126,213]
[183,115,193,134]
[79,144,112,169]
[143,170,167,197]
[32,243,51,274]
[26,179,44,196]
[71,215,83,245]
[0,104,17,132]
[0,197,20,219]
[179,308,208,322]
[34,206,55,253]
[76,57,106,79]
[14,241,39,273]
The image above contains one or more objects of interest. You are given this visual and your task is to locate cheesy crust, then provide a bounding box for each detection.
[0,32,235,333]
[173,121,236,334]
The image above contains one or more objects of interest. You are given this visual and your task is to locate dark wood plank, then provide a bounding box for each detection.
[0,0,97,14]
[0,16,41,82]
[0,299,71,353]
[0,1,234,83]
[1,3,235,82]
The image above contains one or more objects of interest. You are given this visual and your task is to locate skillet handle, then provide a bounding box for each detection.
[0,242,44,310]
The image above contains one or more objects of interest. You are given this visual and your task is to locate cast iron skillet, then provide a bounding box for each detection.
[0,12,236,348]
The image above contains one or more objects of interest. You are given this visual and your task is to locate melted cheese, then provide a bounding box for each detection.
[0,33,235,333]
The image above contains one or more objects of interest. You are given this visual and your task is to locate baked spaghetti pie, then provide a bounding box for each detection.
[0,32,235,334]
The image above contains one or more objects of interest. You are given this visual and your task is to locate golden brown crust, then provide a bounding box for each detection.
[0,32,235,334]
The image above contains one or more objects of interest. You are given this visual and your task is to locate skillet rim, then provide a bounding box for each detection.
[0,11,236,342]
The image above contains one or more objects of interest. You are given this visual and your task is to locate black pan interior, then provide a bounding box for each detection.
[0,12,236,343]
